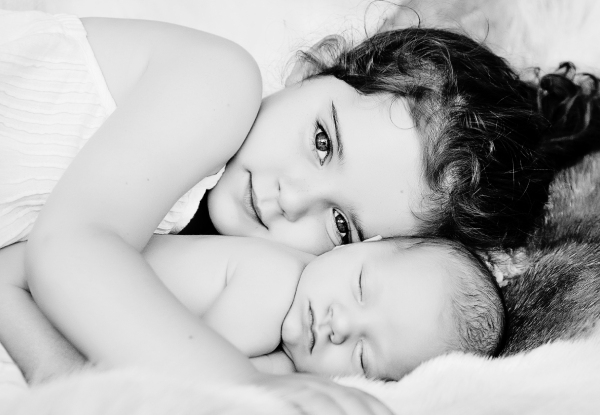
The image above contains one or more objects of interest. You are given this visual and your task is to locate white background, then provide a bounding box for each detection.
[0,0,397,95]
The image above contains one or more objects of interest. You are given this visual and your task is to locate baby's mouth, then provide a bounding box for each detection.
[308,302,316,354]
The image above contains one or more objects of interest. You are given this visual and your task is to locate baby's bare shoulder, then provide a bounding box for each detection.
[203,238,313,356]
[226,237,312,289]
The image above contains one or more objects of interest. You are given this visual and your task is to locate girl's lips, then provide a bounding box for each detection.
[245,173,267,228]
[250,184,267,228]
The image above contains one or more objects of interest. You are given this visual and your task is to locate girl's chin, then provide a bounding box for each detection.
[213,215,263,238]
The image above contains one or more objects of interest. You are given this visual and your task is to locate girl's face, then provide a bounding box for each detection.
[208,76,426,255]
[280,240,451,380]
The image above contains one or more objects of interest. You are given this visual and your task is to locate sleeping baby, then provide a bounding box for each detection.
[0,235,504,382]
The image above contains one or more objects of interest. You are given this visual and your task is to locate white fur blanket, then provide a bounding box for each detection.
[1,1,599,414]
[2,331,599,415]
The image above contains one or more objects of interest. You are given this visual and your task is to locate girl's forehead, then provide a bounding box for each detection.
[339,107,425,235]
[302,76,399,110]
[305,79,417,145]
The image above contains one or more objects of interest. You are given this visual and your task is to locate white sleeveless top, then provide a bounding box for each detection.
[0,10,224,249]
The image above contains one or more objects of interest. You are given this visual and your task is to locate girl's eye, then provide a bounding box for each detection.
[333,209,351,245]
[314,124,331,166]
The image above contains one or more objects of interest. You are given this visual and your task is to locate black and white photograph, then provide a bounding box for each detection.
[0,1,598,414]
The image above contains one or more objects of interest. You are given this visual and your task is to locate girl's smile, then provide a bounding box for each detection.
[208,75,427,255]
[244,172,267,228]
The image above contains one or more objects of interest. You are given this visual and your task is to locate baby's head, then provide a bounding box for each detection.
[281,237,504,381]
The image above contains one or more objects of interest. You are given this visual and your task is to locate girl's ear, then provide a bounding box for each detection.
[285,35,345,87]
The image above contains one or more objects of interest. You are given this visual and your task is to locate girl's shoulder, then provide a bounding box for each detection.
[81,17,262,107]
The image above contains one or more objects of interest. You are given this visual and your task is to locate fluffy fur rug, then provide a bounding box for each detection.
[2,331,599,415]
[3,1,600,414]
[384,0,600,74]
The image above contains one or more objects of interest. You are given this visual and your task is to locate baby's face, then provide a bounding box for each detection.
[281,240,453,380]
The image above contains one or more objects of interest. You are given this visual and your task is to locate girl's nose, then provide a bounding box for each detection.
[278,173,328,222]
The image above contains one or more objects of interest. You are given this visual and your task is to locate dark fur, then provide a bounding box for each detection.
[501,153,600,355]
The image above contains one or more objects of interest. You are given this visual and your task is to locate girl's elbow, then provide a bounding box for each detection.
[25,232,62,286]
[25,228,86,291]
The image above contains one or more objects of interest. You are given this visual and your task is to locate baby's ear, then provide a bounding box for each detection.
[285,35,345,87]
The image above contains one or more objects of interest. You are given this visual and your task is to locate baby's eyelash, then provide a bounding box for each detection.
[359,341,366,374]
[358,271,363,302]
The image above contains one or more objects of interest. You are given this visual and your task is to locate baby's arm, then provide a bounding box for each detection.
[144,235,312,358]
[203,240,310,357]
[0,243,86,384]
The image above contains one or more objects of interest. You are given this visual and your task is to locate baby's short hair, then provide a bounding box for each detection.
[391,237,505,356]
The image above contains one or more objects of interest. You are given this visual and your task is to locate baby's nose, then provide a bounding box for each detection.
[328,305,354,345]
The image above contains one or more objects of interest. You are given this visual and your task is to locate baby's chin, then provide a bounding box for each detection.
[279,326,317,375]
[279,341,310,374]
[279,336,307,374]
[279,296,309,365]
[280,305,299,355]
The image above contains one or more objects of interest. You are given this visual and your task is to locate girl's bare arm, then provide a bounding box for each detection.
[25,18,262,382]
[0,235,237,384]
[0,243,86,384]
[0,235,295,383]
[251,351,295,375]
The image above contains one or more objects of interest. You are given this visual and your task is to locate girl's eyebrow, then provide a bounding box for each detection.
[330,102,344,162]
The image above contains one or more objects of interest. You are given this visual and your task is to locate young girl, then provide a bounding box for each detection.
[0,235,504,384]
[0,8,596,415]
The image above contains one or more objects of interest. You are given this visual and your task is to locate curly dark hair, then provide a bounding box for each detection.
[297,28,600,250]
